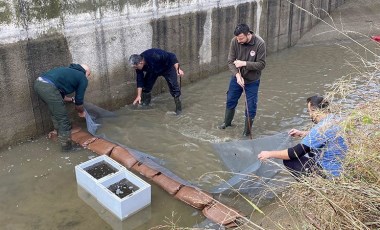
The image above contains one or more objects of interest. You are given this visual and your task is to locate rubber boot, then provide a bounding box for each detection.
[61,140,82,152]
[174,96,182,115]
[141,92,151,106]
[218,108,235,129]
[242,117,254,137]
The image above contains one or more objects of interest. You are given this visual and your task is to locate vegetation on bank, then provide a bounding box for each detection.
[275,2,380,229]
[285,89,380,229]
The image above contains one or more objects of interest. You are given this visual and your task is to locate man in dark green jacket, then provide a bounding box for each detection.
[219,23,266,137]
[34,63,91,152]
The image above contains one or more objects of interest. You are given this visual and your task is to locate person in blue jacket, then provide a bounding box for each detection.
[34,63,91,152]
[129,48,184,115]
[258,95,348,178]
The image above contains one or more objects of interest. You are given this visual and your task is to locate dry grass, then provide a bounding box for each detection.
[276,2,380,229]
[286,96,380,229]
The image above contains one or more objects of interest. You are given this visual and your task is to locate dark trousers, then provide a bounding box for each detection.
[34,80,71,142]
[283,155,325,179]
[226,77,260,118]
[142,67,181,98]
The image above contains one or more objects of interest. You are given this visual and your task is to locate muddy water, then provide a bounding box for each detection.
[0,42,376,229]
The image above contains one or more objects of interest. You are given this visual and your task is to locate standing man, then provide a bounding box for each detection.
[129,48,184,115]
[34,63,91,152]
[258,95,348,178]
[218,23,266,137]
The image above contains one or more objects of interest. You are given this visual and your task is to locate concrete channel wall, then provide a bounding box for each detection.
[0,0,345,149]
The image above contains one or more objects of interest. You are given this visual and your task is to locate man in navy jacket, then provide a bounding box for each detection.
[129,48,184,115]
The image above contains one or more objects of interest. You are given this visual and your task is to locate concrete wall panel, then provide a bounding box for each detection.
[266,0,281,54]
[311,0,322,26]
[320,0,329,19]
[258,0,268,44]
[300,0,313,37]
[277,0,291,50]
[0,34,72,143]
[329,0,337,12]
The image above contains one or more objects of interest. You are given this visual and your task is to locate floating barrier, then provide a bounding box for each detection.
[110,146,138,168]
[71,131,97,147]
[202,201,244,228]
[131,162,160,179]
[66,130,246,228]
[152,172,183,195]
[174,186,214,210]
[87,138,117,155]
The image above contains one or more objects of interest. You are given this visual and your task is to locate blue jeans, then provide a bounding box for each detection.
[226,77,260,118]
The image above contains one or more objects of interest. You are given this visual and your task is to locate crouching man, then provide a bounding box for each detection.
[34,63,92,152]
[258,95,348,178]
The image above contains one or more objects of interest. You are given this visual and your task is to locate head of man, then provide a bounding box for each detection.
[80,64,91,78]
[306,95,330,124]
[234,23,253,44]
[129,54,145,70]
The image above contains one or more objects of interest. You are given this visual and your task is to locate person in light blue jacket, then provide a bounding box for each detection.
[258,95,347,178]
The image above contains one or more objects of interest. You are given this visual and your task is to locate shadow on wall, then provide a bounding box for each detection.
[0,34,72,148]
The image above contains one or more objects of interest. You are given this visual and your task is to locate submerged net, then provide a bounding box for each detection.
[83,102,192,186]
[83,103,294,195]
[211,133,294,196]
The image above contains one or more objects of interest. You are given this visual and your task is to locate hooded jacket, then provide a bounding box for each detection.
[42,64,88,105]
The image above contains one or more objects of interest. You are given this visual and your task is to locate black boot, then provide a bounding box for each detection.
[141,92,151,106]
[174,97,182,115]
[218,108,235,129]
[61,140,82,152]
[242,117,254,137]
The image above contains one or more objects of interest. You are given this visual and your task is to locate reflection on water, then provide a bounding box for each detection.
[0,42,377,229]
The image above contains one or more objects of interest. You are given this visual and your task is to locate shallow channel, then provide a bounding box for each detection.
[0,41,376,229]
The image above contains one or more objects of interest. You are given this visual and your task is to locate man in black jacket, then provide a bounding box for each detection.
[34,63,91,152]
[129,48,184,115]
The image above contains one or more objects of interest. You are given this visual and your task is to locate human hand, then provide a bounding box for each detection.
[258,151,272,161]
[236,74,245,88]
[63,96,75,103]
[133,96,141,105]
[233,60,246,68]
[288,129,305,137]
[78,111,86,118]
[177,68,184,77]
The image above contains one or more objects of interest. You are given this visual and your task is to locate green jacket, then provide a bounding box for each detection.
[227,34,266,84]
[42,64,88,105]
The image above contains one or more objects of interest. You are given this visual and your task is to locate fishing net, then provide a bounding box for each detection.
[83,102,192,186]
[211,133,295,196]
[82,102,297,229]
[83,102,295,196]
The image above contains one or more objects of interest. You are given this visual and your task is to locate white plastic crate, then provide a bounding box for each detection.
[77,186,151,230]
[75,155,125,197]
[97,170,151,220]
